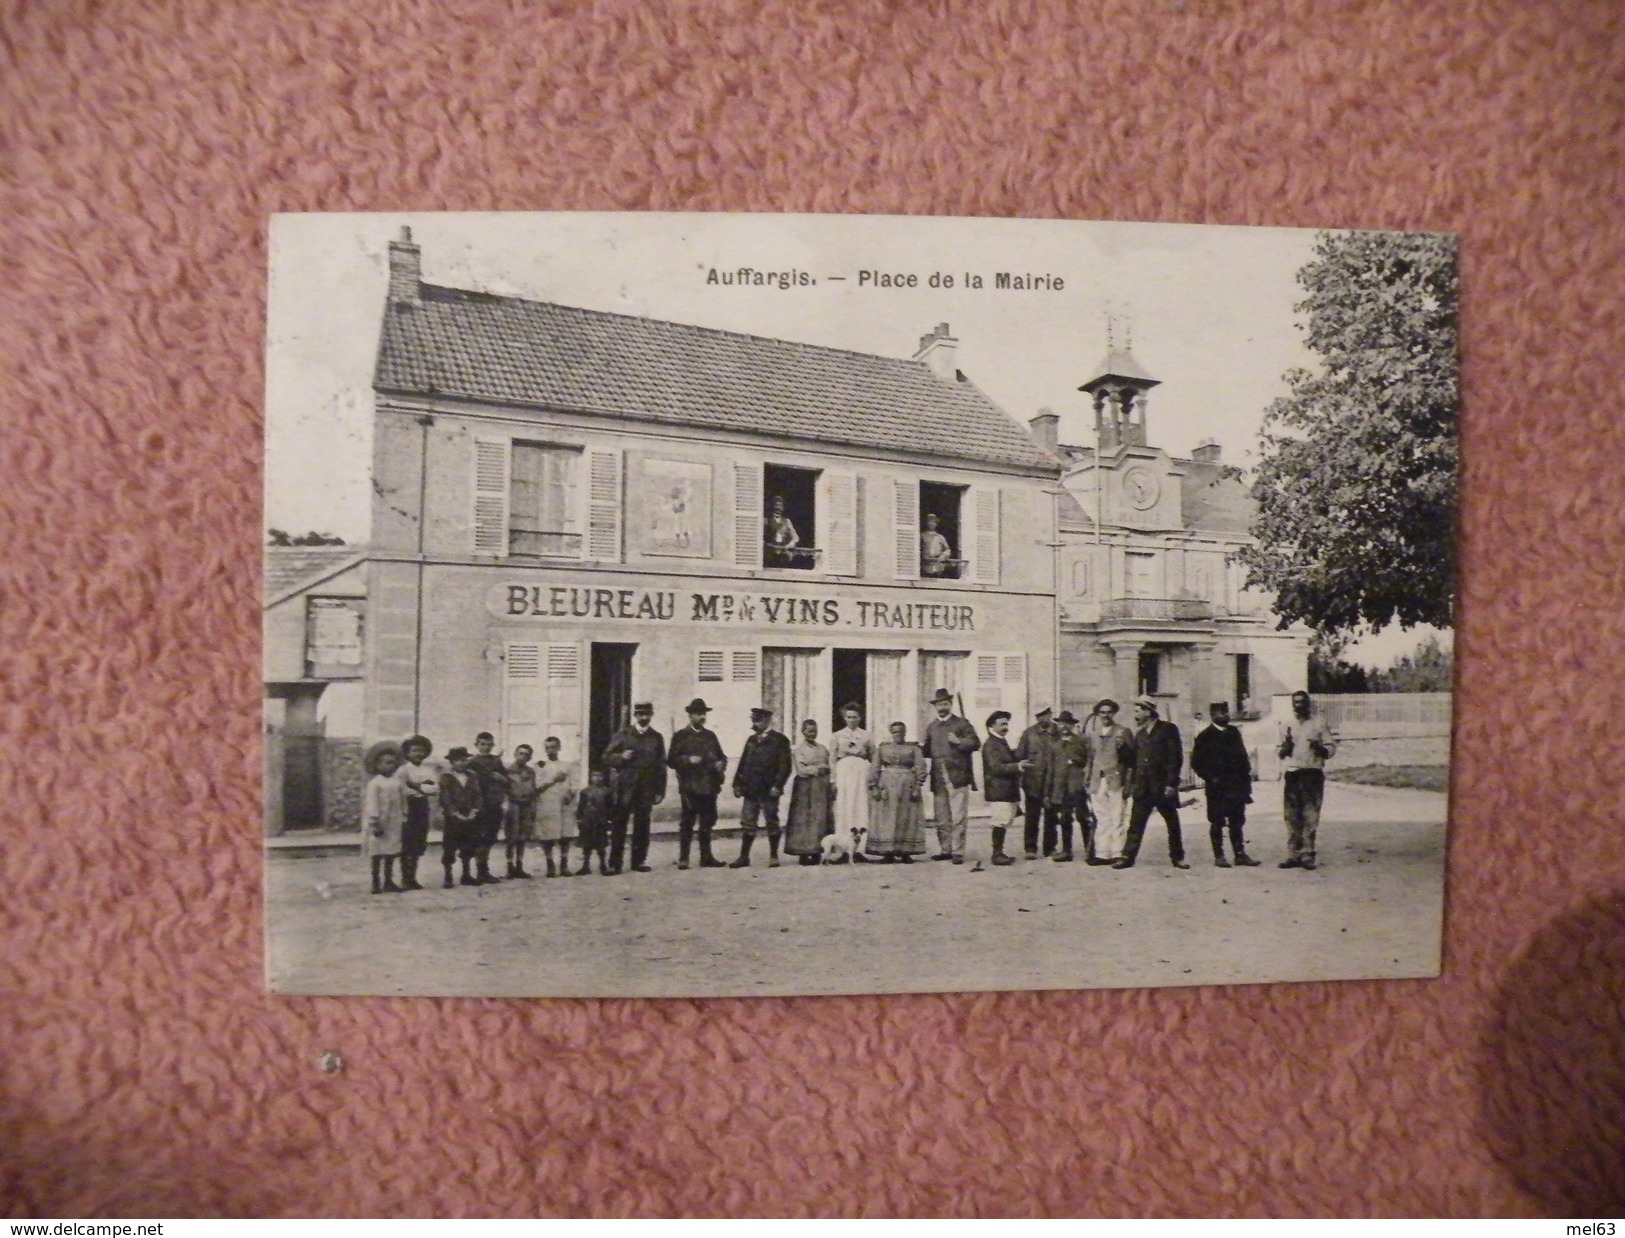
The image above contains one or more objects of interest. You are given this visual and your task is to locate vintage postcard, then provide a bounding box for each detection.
[264,212,1457,998]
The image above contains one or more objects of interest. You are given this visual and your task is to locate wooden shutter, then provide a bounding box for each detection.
[583,447,623,562]
[503,641,544,755]
[820,469,859,576]
[891,478,919,580]
[973,650,1027,723]
[544,641,584,759]
[695,647,760,778]
[472,437,511,557]
[969,485,1001,585]
[732,461,764,570]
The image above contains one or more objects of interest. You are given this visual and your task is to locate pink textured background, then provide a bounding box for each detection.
[2,0,1622,1218]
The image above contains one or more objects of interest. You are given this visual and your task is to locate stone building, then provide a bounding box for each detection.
[1034,348,1309,741]
[362,230,1060,814]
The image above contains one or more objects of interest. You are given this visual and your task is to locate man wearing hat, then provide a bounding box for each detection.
[1041,711,1092,861]
[1277,689,1337,870]
[729,706,793,868]
[666,697,729,870]
[1012,705,1061,859]
[923,687,982,864]
[601,701,667,875]
[1114,695,1189,870]
[1191,702,1261,867]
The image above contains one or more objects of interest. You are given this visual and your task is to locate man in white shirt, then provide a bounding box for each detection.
[1277,690,1338,870]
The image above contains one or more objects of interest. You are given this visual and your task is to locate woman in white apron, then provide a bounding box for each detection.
[829,702,876,862]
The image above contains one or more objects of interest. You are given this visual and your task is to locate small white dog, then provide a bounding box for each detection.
[821,825,869,865]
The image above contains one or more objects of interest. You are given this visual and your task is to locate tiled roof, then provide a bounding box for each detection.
[1178,460,1254,534]
[1057,489,1094,532]
[1078,348,1158,389]
[264,546,364,604]
[375,285,1060,473]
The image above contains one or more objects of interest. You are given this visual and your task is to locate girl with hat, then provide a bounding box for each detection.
[361,740,407,894]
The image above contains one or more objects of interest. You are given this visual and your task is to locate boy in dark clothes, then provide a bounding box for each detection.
[467,731,510,885]
[438,747,485,888]
[574,767,614,876]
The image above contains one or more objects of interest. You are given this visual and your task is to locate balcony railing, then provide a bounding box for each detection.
[1101,597,1216,622]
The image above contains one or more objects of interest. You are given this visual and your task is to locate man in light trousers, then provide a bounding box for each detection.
[923,687,981,865]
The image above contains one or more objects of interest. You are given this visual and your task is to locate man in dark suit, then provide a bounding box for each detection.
[602,701,667,875]
[1190,701,1260,868]
[666,697,728,871]
[1114,694,1188,870]
[1040,710,1091,862]
[1012,704,1061,858]
[924,687,981,864]
[730,706,793,868]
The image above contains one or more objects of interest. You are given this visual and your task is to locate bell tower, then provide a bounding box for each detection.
[1078,326,1160,451]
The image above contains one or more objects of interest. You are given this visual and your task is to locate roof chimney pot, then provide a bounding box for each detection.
[1193,439,1222,463]
[1028,408,1060,454]
[387,226,422,307]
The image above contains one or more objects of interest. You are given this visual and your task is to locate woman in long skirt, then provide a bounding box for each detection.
[829,702,876,862]
[784,718,833,864]
[866,722,929,861]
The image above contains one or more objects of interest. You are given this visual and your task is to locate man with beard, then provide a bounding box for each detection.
[602,702,667,875]
[1191,702,1260,868]
[1114,695,1188,870]
[666,697,728,871]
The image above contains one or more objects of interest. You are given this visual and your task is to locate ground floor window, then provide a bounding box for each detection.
[1138,649,1162,696]
[1234,652,1252,714]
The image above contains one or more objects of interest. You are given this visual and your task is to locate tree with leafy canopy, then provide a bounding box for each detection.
[268,529,346,547]
[1238,230,1459,638]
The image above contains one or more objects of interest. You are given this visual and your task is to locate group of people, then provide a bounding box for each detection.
[357,687,1338,894]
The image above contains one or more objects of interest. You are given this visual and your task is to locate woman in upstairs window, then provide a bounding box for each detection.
[920,513,954,576]
[764,494,801,567]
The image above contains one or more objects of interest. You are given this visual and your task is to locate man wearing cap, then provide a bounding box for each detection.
[1277,690,1337,870]
[1012,705,1061,859]
[923,688,982,864]
[1083,699,1134,865]
[1041,710,1092,861]
[666,698,728,870]
[602,702,667,875]
[730,706,793,868]
[1114,695,1189,870]
[1191,702,1261,868]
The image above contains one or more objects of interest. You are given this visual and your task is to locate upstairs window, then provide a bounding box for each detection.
[919,481,967,579]
[763,463,819,570]
[511,441,583,557]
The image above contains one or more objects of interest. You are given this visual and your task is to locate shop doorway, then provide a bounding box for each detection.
[588,642,637,769]
[763,647,822,735]
[831,649,867,730]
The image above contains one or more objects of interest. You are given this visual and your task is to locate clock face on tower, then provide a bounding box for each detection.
[1122,467,1161,511]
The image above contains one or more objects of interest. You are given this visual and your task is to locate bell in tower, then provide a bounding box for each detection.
[1078,331,1160,451]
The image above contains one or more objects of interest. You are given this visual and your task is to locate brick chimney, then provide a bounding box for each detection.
[1028,407,1059,454]
[1193,439,1222,463]
[387,225,421,306]
[912,322,958,383]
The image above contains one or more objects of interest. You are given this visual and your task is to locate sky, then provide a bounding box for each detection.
[264,211,1444,667]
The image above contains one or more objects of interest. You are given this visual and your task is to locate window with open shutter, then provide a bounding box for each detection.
[733,461,764,570]
[820,469,859,576]
[584,447,623,562]
[503,642,544,755]
[472,438,511,556]
[969,486,1001,585]
[891,478,919,580]
[544,642,584,759]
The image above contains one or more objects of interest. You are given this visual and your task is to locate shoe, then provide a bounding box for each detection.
[459,874,480,887]
[768,858,781,868]
[514,867,534,879]
[1301,859,1317,871]
[478,873,503,885]
[370,886,383,895]
[1278,858,1302,869]
[897,855,913,863]
[383,880,402,892]
[677,860,690,871]
[1025,851,1039,861]
[952,856,965,865]
[632,864,652,873]
[1111,859,1134,870]
[401,878,423,891]
[729,858,751,869]
[1052,852,1074,863]
[1214,856,1232,868]
[932,853,953,862]
[992,853,1016,867]
[575,866,592,877]
[1171,860,1191,869]
[604,865,622,876]
[699,857,727,869]
[1085,857,1113,866]
[1234,854,1261,867]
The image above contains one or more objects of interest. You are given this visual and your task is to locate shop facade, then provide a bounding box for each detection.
[362,231,1060,810]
